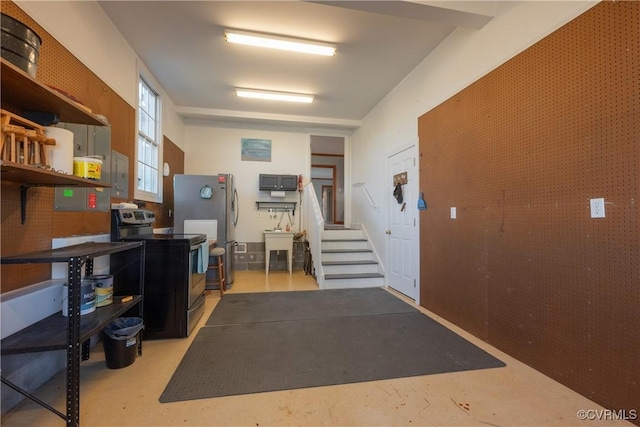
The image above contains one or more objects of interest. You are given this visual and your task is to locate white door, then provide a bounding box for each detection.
[386,145,418,301]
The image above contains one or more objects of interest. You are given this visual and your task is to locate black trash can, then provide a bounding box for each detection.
[102,317,144,369]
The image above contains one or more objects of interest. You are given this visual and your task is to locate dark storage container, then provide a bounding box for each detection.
[102,317,144,369]
[1,13,42,78]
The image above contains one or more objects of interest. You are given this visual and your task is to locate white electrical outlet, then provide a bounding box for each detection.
[450,207,457,219]
[590,198,605,218]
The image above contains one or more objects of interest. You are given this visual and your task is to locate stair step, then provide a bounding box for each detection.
[321,238,367,242]
[322,260,379,275]
[322,251,375,262]
[322,249,372,253]
[318,228,382,289]
[322,229,366,240]
[322,260,378,266]
[321,240,370,250]
[324,272,384,280]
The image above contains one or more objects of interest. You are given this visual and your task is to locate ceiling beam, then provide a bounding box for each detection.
[309,1,495,29]
[176,106,362,130]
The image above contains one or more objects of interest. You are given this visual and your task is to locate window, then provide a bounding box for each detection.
[136,77,161,199]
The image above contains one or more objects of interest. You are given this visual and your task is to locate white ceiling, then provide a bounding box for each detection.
[98,1,497,130]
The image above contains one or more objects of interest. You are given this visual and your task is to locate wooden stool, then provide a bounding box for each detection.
[209,247,226,297]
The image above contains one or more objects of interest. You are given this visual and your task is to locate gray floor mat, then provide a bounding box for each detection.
[205,287,418,325]
[160,312,505,403]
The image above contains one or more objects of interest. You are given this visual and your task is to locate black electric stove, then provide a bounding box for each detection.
[110,209,206,339]
[125,233,205,244]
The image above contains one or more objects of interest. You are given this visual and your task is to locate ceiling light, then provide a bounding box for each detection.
[225,29,336,56]
[236,88,314,103]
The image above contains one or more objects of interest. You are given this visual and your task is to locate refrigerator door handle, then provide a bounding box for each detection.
[233,188,239,227]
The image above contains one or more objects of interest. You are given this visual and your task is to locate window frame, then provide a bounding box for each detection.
[134,75,163,203]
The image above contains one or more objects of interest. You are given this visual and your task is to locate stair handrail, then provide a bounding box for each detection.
[352,181,378,208]
[302,182,324,287]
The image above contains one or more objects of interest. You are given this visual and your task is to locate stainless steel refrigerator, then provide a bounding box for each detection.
[173,174,238,286]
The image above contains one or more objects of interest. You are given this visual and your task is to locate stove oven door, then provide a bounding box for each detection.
[186,243,206,335]
[188,243,207,307]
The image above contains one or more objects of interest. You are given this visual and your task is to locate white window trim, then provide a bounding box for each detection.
[134,73,163,203]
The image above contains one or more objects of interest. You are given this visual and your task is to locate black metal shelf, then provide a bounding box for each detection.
[0,296,142,355]
[0,241,145,427]
[1,241,136,264]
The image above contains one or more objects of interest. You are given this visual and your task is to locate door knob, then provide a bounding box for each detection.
[385,230,391,235]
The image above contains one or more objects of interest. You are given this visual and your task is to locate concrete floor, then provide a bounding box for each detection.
[1,270,633,427]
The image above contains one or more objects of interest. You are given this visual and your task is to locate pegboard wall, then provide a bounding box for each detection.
[419,1,638,417]
[1,2,136,293]
[158,136,186,228]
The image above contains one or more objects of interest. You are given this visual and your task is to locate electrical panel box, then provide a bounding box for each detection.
[259,174,298,191]
[54,123,111,211]
[111,150,129,199]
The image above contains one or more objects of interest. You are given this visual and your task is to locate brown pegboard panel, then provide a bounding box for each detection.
[157,136,185,228]
[1,2,137,291]
[419,1,638,418]
[52,211,110,238]
[0,183,54,292]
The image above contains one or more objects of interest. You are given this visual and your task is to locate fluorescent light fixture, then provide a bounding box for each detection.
[225,29,336,56]
[236,88,314,103]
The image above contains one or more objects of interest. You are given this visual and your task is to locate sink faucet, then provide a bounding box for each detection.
[276,210,293,231]
[276,211,284,231]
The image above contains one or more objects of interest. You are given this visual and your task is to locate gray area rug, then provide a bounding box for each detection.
[160,288,505,403]
[205,287,418,325]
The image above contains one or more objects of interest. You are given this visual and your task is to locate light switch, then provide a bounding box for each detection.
[451,207,457,219]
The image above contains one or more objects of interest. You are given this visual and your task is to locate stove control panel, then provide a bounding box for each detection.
[114,209,156,225]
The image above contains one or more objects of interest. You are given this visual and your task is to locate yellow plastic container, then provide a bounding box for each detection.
[73,156,102,180]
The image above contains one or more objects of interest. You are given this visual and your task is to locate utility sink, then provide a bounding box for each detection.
[264,230,294,274]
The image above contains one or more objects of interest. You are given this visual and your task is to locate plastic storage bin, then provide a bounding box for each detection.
[73,155,103,180]
[102,317,144,369]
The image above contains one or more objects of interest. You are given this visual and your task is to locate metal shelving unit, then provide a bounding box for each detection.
[1,242,145,427]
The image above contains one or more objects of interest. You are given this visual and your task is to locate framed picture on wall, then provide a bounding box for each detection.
[241,138,272,162]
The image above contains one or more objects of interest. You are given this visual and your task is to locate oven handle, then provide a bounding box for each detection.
[190,243,204,252]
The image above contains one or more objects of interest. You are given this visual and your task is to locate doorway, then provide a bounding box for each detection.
[310,135,345,226]
[386,143,419,302]
[311,165,337,224]
[321,185,334,223]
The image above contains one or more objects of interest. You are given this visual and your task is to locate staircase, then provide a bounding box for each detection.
[320,228,384,289]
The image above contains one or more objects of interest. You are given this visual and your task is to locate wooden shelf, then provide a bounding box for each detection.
[0,58,107,127]
[0,160,110,188]
[1,161,111,223]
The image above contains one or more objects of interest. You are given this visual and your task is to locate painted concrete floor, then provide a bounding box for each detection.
[1,270,632,427]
